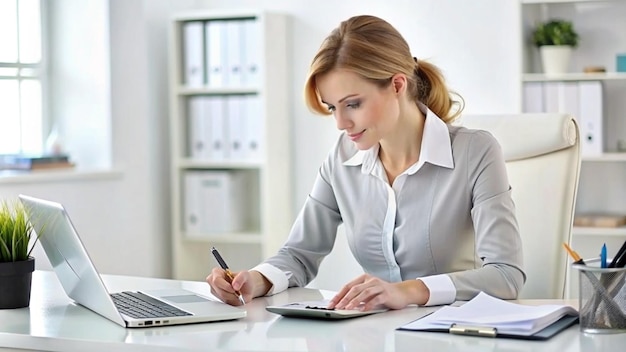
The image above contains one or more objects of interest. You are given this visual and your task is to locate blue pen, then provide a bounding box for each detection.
[600,243,607,268]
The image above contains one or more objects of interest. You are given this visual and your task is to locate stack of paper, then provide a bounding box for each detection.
[400,292,578,337]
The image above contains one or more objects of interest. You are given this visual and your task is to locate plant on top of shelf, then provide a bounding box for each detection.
[0,199,43,309]
[532,19,579,75]
[532,19,579,47]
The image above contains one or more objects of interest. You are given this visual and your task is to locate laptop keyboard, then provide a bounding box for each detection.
[111,291,192,319]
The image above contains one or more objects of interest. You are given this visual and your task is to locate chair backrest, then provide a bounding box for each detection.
[461,113,581,299]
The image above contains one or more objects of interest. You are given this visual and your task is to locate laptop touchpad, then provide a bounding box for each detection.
[162,295,210,304]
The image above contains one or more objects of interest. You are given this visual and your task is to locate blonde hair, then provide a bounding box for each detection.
[304,15,464,123]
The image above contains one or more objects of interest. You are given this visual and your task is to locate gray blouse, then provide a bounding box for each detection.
[254,107,526,305]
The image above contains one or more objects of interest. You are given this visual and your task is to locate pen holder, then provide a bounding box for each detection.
[573,258,626,334]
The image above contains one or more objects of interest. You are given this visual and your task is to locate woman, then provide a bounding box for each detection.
[207,15,525,311]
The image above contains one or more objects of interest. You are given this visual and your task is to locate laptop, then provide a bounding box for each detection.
[19,194,246,328]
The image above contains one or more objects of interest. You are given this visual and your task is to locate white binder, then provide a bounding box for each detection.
[203,96,227,160]
[578,81,604,157]
[205,20,226,88]
[522,82,544,113]
[182,21,205,87]
[242,19,261,87]
[187,96,209,159]
[183,171,203,234]
[245,95,263,161]
[183,171,248,236]
[559,82,579,121]
[226,96,246,160]
[543,82,560,113]
[540,81,580,120]
[225,20,244,87]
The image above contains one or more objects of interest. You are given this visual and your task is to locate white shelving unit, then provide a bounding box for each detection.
[582,152,626,162]
[520,0,626,298]
[522,72,626,82]
[573,226,626,237]
[168,10,292,280]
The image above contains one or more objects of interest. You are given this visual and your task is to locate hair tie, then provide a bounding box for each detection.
[412,56,429,101]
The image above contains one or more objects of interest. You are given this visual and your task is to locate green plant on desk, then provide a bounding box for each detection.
[0,201,38,261]
[0,199,43,309]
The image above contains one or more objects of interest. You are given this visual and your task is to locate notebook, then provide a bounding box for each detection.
[398,292,578,340]
[266,300,388,320]
[19,194,246,328]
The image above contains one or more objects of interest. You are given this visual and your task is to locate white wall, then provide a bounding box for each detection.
[48,0,112,169]
[0,0,172,279]
[0,0,521,281]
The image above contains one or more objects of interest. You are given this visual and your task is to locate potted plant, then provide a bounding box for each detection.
[532,19,579,75]
[0,199,41,309]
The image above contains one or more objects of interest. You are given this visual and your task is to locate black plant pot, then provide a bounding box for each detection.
[0,257,35,309]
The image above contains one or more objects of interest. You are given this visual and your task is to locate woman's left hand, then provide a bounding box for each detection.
[326,274,430,311]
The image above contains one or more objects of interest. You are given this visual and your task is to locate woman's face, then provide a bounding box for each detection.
[316,69,400,150]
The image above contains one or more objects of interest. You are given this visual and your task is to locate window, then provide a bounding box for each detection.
[0,0,45,155]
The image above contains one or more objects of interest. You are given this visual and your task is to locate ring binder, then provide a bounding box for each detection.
[449,324,497,337]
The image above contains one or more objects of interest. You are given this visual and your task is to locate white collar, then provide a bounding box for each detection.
[343,104,454,174]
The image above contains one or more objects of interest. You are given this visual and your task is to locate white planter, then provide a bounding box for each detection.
[540,46,573,75]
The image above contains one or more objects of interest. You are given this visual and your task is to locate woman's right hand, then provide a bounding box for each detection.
[206,268,272,306]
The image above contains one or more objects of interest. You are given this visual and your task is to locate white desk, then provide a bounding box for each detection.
[0,271,623,351]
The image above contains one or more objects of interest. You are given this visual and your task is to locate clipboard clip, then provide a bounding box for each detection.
[449,324,497,337]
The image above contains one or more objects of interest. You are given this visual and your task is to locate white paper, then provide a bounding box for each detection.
[401,292,577,336]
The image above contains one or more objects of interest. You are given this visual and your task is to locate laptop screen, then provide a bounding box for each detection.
[19,194,125,326]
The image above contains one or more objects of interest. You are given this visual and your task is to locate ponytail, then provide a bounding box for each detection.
[414,59,464,124]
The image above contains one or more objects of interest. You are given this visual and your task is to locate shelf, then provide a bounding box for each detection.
[573,226,626,236]
[522,72,626,82]
[177,86,258,96]
[521,0,614,4]
[169,11,292,280]
[178,159,263,169]
[0,167,123,184]
[183,232,263,244]
[172,9,259,21]
[582,153,626,162]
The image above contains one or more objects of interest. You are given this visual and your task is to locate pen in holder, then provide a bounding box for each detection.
[572,258,626,334]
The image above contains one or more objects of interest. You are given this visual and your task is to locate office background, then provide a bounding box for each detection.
[0,0,540,280]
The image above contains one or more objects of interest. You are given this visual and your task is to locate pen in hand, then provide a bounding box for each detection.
[211,246,246,305]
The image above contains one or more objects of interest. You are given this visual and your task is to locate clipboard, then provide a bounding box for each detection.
[397,292,580,340]
[397,314,578,340]
[266,301,388,320]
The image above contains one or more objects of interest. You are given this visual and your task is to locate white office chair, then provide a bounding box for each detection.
[462,113,581,299]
